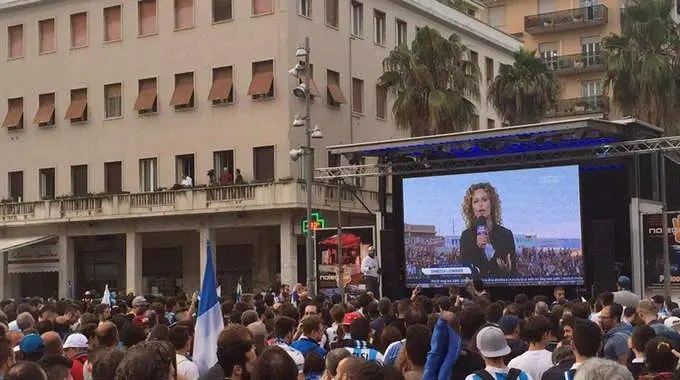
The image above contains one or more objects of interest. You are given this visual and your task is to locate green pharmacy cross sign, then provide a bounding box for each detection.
[302,213,327,233]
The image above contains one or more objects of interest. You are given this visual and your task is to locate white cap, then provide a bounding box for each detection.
[63,333,88,349]
[476,326,511,358]
[665,316,680,328]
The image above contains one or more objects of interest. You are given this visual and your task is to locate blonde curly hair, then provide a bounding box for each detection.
[461,182,502,229]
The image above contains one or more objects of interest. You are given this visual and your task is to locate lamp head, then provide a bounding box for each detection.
[292,115,306,127]
[289,148,305,162]
[295,47,308,58]
[293,83,308,99]
[311,126,323,139]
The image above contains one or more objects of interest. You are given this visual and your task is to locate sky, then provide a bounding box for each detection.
[403,165,582,239]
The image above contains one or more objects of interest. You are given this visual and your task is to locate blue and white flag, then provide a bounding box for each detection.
[193,240,224,374]
[236,276,243,302]
[101,284,111,305]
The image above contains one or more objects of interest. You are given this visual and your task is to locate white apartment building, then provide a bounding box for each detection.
[0,0,520,298]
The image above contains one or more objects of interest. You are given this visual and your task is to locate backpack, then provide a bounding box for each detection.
[474,368,521,380]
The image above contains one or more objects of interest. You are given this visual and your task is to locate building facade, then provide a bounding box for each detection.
[483,0,622,119]
[0,0,520,299]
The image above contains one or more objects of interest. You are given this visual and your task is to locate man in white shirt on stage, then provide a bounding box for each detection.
[361,246,381,296]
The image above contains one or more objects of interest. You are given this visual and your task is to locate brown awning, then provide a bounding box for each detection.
[208,77,233,101]
[33,102,55,124]
[2,104,23,128]
[247,72,274,96]
[308,79,321,97]
[134,88,157,111]
[65,99,87,120]
[328,84,346,104]
[170,83,194,106]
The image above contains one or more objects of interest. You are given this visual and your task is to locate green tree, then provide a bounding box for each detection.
[603,0,680,135]
[488,48,560,125]
[379,26,480,136]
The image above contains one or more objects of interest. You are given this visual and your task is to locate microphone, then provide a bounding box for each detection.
[476,216,488,240]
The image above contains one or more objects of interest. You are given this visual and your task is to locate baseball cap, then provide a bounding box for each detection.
[476,326,511,358]
[665,316,680,328]
[617,276,631,288]
[132,296,148,307]
[342,312,362,326]
[498,315,520,335]
[19,334,45,354]
[63,333,88,349]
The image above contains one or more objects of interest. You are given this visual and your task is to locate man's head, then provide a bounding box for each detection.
[241,310,259,327]
[636,300,658,323]
[349,318,371,341]
[114,341,176,380]
[334,357,364,380]
[251,346,299,380]
[554,286,566,303]
[301,316,324,343]
[95,321,118,348]
[629,324,655,354]
[61,303,81,325]
[93,304,110,321]
[303,304,319,319]
[534,301,549,316]
[273,316,297,343]
[368,246,376,258]
[6,361,47,380]
[498,315,520,338]
[405,324,431,368]
[324,348,351,378]
[63,333,88,359]
[217,325,256,380]
[572,319,602,360]
[476,326,511,359]
[572,357,633,380]
[91,347,126,380]
[38,306,56,323]
[16,313,34,332]
[599,303,623,332]
[131,296,148,316]
[168,325,191,352]
[0,338,14,374]
[19,334,45,362]
[40,332,62,356]
[37,354,71,380]
[617,276,632,291]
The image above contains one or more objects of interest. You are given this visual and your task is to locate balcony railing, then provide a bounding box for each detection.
[0,181,391,226]
[525,5,608,34]
[544,52,605,74]
[546,95,609,118]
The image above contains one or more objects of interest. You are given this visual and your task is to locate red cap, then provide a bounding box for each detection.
[342,312,363,326]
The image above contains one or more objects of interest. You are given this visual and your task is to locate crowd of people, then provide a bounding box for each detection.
[515,247,584,277]
[0,276,679,380]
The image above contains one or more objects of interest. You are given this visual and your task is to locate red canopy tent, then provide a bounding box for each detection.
[319,232,361,248]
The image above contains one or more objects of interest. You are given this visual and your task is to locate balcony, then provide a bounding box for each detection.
[0,181,391,227]
[544,53,605,75]
[545,95,609,118]
[525,5,608,34]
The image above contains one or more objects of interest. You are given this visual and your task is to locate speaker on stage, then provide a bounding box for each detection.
[380,229,404,300]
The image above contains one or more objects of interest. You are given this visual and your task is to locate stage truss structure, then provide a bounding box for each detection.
[315,135,680,180]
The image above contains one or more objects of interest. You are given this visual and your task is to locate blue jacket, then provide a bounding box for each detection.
[423,318,462,380]
[291,337,326,358]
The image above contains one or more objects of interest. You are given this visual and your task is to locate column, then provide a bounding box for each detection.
[58,235,75,299]
[280,212,297,286]
[126,232,143,296]
[0,253,6,300]
[199,224,216,287]
[182,232,200,293]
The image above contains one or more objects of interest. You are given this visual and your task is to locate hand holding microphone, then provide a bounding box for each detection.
[476,216,489,249]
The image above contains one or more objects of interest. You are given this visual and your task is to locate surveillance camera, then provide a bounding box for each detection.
[289,148,304,162]
[293,83,308,99]
[311,126,323,139]
[292,115,306,127]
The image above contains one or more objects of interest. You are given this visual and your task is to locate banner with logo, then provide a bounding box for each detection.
[643,212,680,287]
[315,226,375,298]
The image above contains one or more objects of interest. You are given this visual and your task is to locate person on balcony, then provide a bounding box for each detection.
[181,176,193,188]
[219,168,233,185]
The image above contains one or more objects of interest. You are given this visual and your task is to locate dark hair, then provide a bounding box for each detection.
[485,302,504,324]
[405,325,431,367]
[645,337,678,373]
[168,325,190,350]
[120,324,146,348]
[252,346,298,380]
[6,361,47,380]
[605,303,623,323]
[300,316,322,337]
[304,351,325,375]
[273,316,297,340]
[330,305,345,324]
[460,306,486,341]
[37,354,71,380]
[217,340,253,377]
[520,316,553,344]
[404,307,427,327]
[354,360,406,380]
[379,325,402,353]
[349,318,371,341]
[570,303,590,320]
[92,347,126,380]
[631,324,656,353]
[114,341,175,380]
[278,304,300,323]
[572,319,602,358]
[35,320,54,336]
[357,294,372,310]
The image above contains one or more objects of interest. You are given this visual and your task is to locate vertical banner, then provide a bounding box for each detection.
[643,212,680,288]
[315,226,375,298]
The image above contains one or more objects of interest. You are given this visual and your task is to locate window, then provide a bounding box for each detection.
[70,12,88,48]
[467,8,477,17]
[71,165,88,196]
[176,154,195,184]
[376,85,387,120]
[104,161,122,193]
[39,18,56,54]
[485,57,494,82]
[353,157,366,187]
[214,150,234,184]
[34,93,56,127]
[325,0,339,28]
[174,0,194,29]
[66,88,88,122]
[328,153,341,167]
[253,0,273,15]
[471,115,480,130]
[2,98,23,130]
[39,168,55,200]
[351,1,363,36]
[171,72,195,109]
[248,60,274,99]
[326,70,346,107]
[352,78,364,114]
[134,78,158,114]
[105,83,122,118]
[487,6,506,27]
[213,0,233,22]
[581,36,602,66]
[539,42,559,70]
[8,25,23,58]
[581,80,602,97]
[374,10,386,45]
[8,171,23,202]
[104,6,122,42]
[253,146,275,182]
[299,0,311,17]
[139,158,158,192]
[209,66,234,104]
[138,0,157,36]
[487,118,496,129]
[396,19,407,46]
[470,51,479,66]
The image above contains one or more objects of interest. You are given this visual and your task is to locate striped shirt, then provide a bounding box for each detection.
[344,340,384,363]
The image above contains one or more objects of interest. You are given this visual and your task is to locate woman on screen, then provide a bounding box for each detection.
[460,182,517,277]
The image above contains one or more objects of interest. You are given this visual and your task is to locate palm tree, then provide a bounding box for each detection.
[603,0,680,135]
[379,26,480,136]
[488,48,560,125]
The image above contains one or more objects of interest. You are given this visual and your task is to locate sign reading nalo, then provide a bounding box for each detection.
[302,213,327,233]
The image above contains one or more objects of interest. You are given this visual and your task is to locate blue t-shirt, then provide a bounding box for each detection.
[464,366,532,380]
